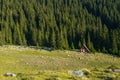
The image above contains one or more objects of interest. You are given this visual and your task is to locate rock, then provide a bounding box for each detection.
[113,69,120,73]
[104,69,112,72]
[4,73,17,77]
[71,70,84,77]
[67,54,70,57]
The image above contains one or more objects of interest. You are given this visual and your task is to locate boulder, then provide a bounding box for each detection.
[71,70,84,77]
[113,69,120,73]
[4,73,16,77]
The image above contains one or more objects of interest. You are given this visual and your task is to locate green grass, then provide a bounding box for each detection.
[0,45,120,80]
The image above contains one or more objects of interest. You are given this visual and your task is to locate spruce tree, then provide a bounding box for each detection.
[112,31,118,55]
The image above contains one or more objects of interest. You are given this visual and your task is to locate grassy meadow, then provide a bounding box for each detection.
[0,45,120,80]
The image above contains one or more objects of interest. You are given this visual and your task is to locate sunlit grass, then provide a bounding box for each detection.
[0,45,120,80]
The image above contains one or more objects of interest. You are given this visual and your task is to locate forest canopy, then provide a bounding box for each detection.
[0,0,120,55]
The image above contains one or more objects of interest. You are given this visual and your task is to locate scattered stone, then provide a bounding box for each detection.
[69,70,84,77]
[107,65,120,73]
[113,69,120,73]
[67,55,70,57]
[26,62,29,65]
[4,73,16,77]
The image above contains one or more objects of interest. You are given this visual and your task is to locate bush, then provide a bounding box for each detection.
[45,77,61,80]
[21,76,36,80]
[93,67,99,71]
[97,75,115,80]
[68,77,77,80]
[82,69,92,77]
[107,65,120,70]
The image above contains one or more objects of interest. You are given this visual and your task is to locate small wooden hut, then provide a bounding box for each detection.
[80,44,90,53]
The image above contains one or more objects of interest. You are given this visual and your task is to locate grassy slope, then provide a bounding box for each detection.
[0,46,120,80]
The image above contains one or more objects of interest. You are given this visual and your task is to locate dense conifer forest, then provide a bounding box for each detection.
[0,0,120,55]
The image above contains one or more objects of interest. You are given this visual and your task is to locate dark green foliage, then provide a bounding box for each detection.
[107,65,120,70]
[0,0,120,55]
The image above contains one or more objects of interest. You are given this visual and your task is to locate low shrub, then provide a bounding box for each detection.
[68,76,77,80]
[21,76,36,80]
[107,65,120,70]
[82,69,92,76]
[45,77,61,80]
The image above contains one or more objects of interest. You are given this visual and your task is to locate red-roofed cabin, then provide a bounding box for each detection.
[80,44,90,53]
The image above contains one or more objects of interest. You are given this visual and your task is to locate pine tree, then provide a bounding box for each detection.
[71,42,74,49]
[16,22,22,45]
[78,41,82,48]
[87,33,95,52]
[49,29,56,48]
[37,30,42,46]
[112,31,118,55]
[56,31,64,49]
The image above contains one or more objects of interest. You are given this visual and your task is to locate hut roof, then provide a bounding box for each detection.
[80,44,90,52]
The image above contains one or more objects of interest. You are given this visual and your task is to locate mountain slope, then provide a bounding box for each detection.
[0,0,120,55]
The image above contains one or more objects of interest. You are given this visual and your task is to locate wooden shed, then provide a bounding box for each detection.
[80,44,90,53]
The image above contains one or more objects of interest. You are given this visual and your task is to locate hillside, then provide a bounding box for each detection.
[0,46,120,80]
[0,0,120,55]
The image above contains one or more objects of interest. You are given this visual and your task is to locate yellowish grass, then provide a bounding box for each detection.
[0,45,120,80]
